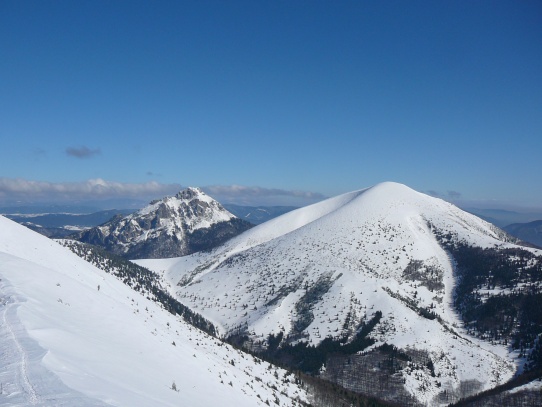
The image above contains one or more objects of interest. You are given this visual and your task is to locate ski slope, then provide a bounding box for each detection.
[0,215,307,406]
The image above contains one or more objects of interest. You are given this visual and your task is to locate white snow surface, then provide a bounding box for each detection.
[0,215,307,406]
[138,182,539,405]
[506,378,542,394]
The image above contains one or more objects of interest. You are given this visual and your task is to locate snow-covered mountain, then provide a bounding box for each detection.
[0,215,308,406]
[77,187,253,259]
[138,182,542,405]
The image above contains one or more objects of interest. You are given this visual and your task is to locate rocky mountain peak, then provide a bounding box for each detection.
[174,187,204,201]
[76,187,252,259]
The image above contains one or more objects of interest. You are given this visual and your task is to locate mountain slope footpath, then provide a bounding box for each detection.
[139,182,542,406]
[76,187,252,259]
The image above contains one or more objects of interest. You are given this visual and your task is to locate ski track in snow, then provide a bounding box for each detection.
[0,278,112,407]
[2,298,39,405]
[0,216,308,407]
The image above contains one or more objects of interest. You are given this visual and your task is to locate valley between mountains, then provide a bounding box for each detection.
[1,182,541,406]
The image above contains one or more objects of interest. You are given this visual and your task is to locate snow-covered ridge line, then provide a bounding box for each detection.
[139,182,541,406]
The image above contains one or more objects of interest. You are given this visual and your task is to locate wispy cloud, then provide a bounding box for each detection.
[203,185,325,199]
[0,178,181,203]
[65,146,101,159]
[0,178,325,207]
[447,190,462,200]
[426,189,462,200]
[202,185,326,205]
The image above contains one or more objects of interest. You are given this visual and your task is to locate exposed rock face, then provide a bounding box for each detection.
[77,187,253,259]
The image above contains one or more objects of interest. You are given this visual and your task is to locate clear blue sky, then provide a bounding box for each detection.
[1,1,541,207]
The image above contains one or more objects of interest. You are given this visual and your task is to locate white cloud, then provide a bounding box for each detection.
[0,178,325,207]
[202,185,326,206]
[203,185,325,199]
[426,189,463,200]
[0,178,181,202]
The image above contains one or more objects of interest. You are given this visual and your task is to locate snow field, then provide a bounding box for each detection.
[0,216,308,406]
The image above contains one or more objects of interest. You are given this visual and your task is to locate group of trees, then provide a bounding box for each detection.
[227,311,382,376]
[435,237,542,372]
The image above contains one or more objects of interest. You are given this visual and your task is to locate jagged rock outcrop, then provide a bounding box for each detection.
[76,187,252,259]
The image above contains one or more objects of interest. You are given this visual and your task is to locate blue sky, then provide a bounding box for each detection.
[1,1,541,208]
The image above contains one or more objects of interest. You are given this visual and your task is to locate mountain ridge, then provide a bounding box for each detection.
[138,182,542,405]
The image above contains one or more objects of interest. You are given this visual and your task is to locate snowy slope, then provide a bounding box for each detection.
[0,215,307,406]
[77,187,252,259]
[138,182,540,405]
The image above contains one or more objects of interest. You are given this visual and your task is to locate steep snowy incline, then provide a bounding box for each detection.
[138,182,537,405]
[221,187,370,254]
[0,215,307,406]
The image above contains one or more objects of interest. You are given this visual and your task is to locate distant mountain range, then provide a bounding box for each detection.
[5,209,133,228]
[9,197,542,249]
[223,204,297,225]
[504,220,542,248]
[465,207,542,228]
